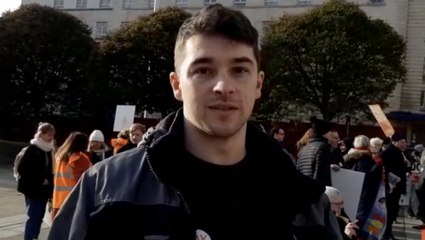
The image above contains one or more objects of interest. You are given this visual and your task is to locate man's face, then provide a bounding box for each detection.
[170,35,264,138]
[130,129,144,144]
[330,195,344,217]
[394,139,407,151]
[326,131,340,149]
[40,131,55,143]
[273,129,285,142]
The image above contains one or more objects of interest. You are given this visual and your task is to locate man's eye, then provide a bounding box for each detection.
[233,67,249,74]
[194,68,211,75]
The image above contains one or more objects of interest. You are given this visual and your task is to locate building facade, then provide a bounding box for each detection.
[20,0,425,143]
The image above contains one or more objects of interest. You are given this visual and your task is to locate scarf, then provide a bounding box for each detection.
[30,137,55,152]
[93,149,106,160]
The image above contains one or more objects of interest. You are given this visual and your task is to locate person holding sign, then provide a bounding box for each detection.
[381,132,408,240]
[325,186,359,240]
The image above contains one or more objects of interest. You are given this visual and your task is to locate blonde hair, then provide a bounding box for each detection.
[370,137,383,147]
[353,135,370,149]
[296,128,314,150]
[34,122,55,139]
[325,186,342,201]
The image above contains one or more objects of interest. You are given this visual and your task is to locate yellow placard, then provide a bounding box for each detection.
[368,104,395,137]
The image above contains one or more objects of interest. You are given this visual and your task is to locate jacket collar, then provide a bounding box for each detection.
[144,108,292,179]
[145,108,325,207]
[145,108,287,159]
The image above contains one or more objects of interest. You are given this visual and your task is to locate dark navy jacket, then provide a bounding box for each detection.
[48,109,325,240]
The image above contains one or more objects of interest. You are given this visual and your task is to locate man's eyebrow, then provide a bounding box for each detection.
[189,57,213,66]
[232,57,254,65]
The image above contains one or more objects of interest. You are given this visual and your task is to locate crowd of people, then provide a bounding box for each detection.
[270,118,425,240]
[15,122,147,240]
[11,3,425,240]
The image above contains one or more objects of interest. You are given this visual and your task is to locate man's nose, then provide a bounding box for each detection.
[213,77,235,95]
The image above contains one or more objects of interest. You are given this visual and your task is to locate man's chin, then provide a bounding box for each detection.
[204,125,241,138]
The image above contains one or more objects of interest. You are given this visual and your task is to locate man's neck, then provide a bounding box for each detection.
[183,118,246,165]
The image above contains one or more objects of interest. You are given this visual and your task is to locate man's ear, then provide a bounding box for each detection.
[256,71,264,99]
[170,72,182,101]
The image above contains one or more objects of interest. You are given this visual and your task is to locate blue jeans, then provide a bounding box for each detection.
[24,196,47,240]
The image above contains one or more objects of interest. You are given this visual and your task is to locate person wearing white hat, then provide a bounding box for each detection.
[88,130,111,164]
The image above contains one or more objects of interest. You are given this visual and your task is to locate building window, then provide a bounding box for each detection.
[297,0,311,5]
[123,0,135,8]
[234,0,246,6]
[96,22,108,37]
[53,0,64,8]
[100,0,112,8]
[369,0,384,4]
[204,0,216,5]
[265,0,278,6]
[176,0,188,6]
[420,91,425,111]
[76,0,87,8]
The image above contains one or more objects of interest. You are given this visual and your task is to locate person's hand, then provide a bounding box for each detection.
[344,222,359,238]
[330,164,340,171]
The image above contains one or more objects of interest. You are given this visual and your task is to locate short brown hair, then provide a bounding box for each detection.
[130,123,146,134]
[174,4,260,71]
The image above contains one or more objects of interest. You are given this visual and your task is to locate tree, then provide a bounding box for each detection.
[99,7,191,116]
[0,4,97,121]
[260,0,406,120]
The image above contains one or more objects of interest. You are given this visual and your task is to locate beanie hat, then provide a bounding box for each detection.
[310,116,331,136]
[391,132,405,142]
[89,130,104,142]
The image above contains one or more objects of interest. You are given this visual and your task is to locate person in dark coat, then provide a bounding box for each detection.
[297,116,333,186]
[343,135,382,237]
[381,132,408,240]
[17,122,56,240]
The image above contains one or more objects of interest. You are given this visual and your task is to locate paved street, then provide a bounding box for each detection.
[0,165,49,240]
[0,164,422,239]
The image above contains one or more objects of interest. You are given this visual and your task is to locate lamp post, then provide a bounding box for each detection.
[153,0,159,12]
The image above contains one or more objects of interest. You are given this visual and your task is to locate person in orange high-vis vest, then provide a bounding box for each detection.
[52,132,92,219]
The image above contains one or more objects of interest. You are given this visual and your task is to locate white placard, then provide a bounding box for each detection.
[113,105,136,132]
[331,168,365,221]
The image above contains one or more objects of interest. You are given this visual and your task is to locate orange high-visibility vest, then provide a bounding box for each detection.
[52,152,92,210]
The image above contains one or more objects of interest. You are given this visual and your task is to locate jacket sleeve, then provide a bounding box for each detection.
[48,168,94,240]
[17,146,34,179]
[314,145,333,186]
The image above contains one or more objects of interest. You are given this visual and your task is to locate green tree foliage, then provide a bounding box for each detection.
[99,7,191,116]
[260,0,406,120]
[0,4,97,120]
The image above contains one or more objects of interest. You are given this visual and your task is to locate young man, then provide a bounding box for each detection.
[48,4,328,239]
[116,123,146,153]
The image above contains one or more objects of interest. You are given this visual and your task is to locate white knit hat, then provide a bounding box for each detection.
[89,130,104,142]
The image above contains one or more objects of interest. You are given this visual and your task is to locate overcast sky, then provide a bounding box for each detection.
[0,0,21,15]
